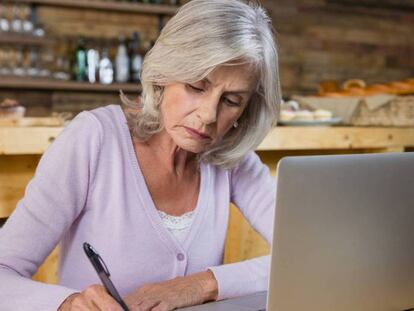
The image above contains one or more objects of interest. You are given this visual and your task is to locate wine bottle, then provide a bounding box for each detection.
[115,35,130,83]
[74,36,87,81]
[129,32,143,83]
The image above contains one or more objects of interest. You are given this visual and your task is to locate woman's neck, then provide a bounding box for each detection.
[134,130,198,177]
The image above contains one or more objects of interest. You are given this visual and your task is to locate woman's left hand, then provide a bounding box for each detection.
[124,270,218,311]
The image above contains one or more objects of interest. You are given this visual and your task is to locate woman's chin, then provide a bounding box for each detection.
[174,141,209,154]
[173,137,214,154]
[179,145,206,154]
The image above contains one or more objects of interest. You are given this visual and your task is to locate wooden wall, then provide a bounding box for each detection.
[262,0,414,96]
[1,0,413,112]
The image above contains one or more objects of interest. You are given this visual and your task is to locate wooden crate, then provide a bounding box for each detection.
[350,95,414,127]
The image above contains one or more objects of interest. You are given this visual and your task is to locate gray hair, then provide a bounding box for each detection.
[122,0,281,169]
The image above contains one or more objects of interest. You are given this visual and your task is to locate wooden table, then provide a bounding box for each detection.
[1,124,414,283]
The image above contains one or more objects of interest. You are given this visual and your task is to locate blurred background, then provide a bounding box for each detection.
[0,0,413,116]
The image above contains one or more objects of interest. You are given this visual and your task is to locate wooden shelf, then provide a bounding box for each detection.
[258,126,414,150]
[13,0,178,15]
[0,77,142,93]
[0,33,54,46]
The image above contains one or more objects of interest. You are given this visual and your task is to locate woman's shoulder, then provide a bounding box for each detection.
[56,104,128,154]
[229,151,263,174]
[87,104,125,130]
[68,104,126,140]
[207,152,264,185]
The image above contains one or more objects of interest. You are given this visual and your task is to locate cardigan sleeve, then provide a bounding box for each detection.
[0,111,102,310]
[208,152,276,300]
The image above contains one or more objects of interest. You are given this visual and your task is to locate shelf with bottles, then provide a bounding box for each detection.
[4,0,179,15]
[0,3,48,44]
[71,33,147,86]
[0,33,147,92]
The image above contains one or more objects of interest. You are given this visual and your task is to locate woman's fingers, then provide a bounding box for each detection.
[58,284,122,311]
[133,299,160,311]
[66,293,99,310]
[86,284,122,310]
[150,301,170,311]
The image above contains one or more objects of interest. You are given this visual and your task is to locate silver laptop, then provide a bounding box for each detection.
[180,152,414,311]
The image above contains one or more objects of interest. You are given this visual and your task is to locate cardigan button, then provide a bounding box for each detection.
[177,253,185,261]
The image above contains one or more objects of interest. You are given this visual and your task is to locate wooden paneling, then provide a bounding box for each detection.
[0,155,41,218]
[0,127,62,155]
[0,154,58,283]
[32,247,59,284]
[38,6,160,41]
[260,0,414,96]
[13,0,178,15]
[224,204,270,264]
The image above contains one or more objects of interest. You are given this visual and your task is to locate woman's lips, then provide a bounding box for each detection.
[184,127,211,140]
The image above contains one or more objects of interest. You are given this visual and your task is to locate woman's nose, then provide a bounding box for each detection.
[198,98,218,124]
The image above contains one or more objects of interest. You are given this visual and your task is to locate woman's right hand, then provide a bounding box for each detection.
[58,284,123,311]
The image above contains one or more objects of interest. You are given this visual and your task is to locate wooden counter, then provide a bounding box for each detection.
[1,124,414,283]
[2,126,414,155]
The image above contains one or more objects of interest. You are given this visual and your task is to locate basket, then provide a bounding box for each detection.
[350,96,414,127]
[292,94,414,127]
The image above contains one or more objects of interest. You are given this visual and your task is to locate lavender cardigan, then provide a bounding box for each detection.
[0,105,276,310]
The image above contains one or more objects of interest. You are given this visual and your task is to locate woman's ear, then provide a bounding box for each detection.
[154,85,165,108]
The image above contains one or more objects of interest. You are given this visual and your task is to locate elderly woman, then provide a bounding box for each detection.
[0,0,281,310]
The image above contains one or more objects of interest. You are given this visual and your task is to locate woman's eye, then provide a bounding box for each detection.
[224,98,241,107]
[188,84,204,93]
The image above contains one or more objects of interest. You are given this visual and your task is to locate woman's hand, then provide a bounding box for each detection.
[58,284,123,311]
[124,270,218,311]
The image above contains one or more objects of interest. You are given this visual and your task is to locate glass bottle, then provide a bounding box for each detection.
[52,42,70,80]
[129,32,143,83]
[0,4,10,32]
[22,5,33,34]
[87,40,99,83]
[31,7,45,37]
[74,36,87,81]
[115,35,130,83]
[99,47,113,85]
[11,4,22,33]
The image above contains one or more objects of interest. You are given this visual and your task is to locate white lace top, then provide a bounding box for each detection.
[158,210,195,244]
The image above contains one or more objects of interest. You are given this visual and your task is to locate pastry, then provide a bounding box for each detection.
[313,109,333,121]
[293,110,313,121]
[279,110,296,122]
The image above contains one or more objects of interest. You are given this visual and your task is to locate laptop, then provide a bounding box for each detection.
[179,152,414,311]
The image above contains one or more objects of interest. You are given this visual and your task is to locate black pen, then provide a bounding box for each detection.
[83,242,130,311]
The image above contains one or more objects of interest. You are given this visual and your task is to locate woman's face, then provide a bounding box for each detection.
[160,64,256,154]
